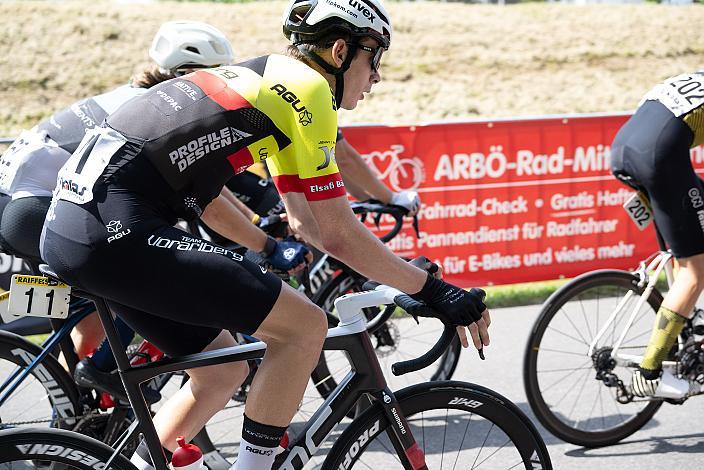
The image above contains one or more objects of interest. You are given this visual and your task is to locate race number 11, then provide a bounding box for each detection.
[7,275,71,319]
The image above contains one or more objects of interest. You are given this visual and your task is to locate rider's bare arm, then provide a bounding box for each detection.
[284,192,426,293]
[280,192,325,248]
[202,189,268,252]
[335,137,393,203]
[220,186,257,222]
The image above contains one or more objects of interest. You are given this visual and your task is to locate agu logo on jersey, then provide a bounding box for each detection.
[270,84,313,125]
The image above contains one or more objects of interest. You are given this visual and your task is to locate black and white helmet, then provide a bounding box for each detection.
[283,0,392,49]
[149,21,234,73]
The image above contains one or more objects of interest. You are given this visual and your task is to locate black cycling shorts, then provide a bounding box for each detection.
[611,99,702,258]
[0,195,51,263]
[40,190,283,356]
[225,171,283,217]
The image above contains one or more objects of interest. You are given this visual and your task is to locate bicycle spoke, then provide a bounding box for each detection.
[559,304,591,345]
[470,422,493,469]
[473,436,513,469]
[536,365,593,374]
[544,325,590,347]
[567,367,593,422]
[451,412,472,470]
[577,295,595,342]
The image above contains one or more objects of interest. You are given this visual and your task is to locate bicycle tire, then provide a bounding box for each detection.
[523,269,665,447]
[310,270,461,398]
[323,380,552,470]
[0,330,81,430]
[0,427,138,470]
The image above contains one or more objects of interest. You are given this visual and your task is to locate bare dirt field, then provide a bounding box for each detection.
[2,0,704,136]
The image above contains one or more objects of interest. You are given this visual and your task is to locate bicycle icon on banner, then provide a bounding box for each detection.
[362,144,425,191]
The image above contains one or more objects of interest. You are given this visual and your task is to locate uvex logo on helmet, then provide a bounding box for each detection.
[349,0,376,22]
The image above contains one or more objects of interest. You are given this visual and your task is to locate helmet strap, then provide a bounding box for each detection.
[297,43,357,110]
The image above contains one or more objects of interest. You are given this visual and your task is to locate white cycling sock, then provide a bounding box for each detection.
[231,437,278,470]
[231,415,286,470]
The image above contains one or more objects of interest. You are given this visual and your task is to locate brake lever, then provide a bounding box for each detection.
[301,265,312,297]
[373,212,382,229]
[412,215,420,238]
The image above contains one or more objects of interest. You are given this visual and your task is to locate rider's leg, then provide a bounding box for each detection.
[87,315,134,371]
[153,330,247,450]
[131,329,248,470]
[639,254,704,376]
[232,283,327,469]
[70,312,107,359]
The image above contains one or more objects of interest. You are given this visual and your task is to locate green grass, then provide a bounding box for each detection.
[483,279,569,308]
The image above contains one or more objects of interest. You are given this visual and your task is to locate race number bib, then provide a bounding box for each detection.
[641,72,704,117]
[7,275,70,320]
[0,129,55,194]
[55,127,126,205]
[623,191,653,231]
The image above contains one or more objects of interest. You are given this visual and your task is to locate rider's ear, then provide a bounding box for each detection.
[331,39,347,67]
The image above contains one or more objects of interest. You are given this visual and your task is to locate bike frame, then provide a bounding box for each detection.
[584,208,688,369]
[79,283,428,470]
[0,298,93,407]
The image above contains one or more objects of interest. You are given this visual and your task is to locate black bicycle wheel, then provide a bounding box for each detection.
[0,427,138,470]
[323,381,552,470]
[0,330,81,430]
[310,270,461,398]
[524,269,665,447]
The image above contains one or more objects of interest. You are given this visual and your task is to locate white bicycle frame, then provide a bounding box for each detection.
[587,250,677,367]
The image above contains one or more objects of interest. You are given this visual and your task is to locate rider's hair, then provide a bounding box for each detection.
[130,63,177,89]
[285,29,352,67]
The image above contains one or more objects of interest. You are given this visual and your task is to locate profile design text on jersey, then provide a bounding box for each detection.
[169,127,253,172]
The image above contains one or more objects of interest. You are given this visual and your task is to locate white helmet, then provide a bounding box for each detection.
[283,0,392,49]
[149,21,234,73]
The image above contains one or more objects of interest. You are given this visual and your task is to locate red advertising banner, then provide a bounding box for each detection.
[342,114,704,287]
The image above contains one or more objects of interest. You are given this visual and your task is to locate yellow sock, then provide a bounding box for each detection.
[640,306,686,373]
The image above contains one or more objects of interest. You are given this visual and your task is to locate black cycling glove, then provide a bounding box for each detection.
[412,273,486,326]
[409,256,439,275]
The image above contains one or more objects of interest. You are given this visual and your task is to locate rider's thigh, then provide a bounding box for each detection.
[108,300,222,357]
[253,282,327,346]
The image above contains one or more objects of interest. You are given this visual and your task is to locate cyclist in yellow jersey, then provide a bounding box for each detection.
[41,2,490,469]
[612,71,704,396]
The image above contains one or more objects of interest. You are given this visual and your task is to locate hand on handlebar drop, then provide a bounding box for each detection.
[390,190,421,216]
[412,274,491,353]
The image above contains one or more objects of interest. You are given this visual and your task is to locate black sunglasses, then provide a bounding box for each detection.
[349,42,384,72]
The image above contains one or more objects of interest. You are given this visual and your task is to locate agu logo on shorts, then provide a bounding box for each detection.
[106,220,131,244]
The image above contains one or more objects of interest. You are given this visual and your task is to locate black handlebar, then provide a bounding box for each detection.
[350,199,418,243]
[390,294,457,376]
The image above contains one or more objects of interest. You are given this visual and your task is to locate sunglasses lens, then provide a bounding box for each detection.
[372,48,383,71]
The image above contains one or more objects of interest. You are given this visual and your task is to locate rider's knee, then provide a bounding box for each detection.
[676,256,704,292]
[287,303,327,349]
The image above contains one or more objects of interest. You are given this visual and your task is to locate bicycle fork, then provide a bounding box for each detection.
[371,388,427,470]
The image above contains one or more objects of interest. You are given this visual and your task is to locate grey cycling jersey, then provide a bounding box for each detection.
[0,85,146,199]
[36,85,147,154]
